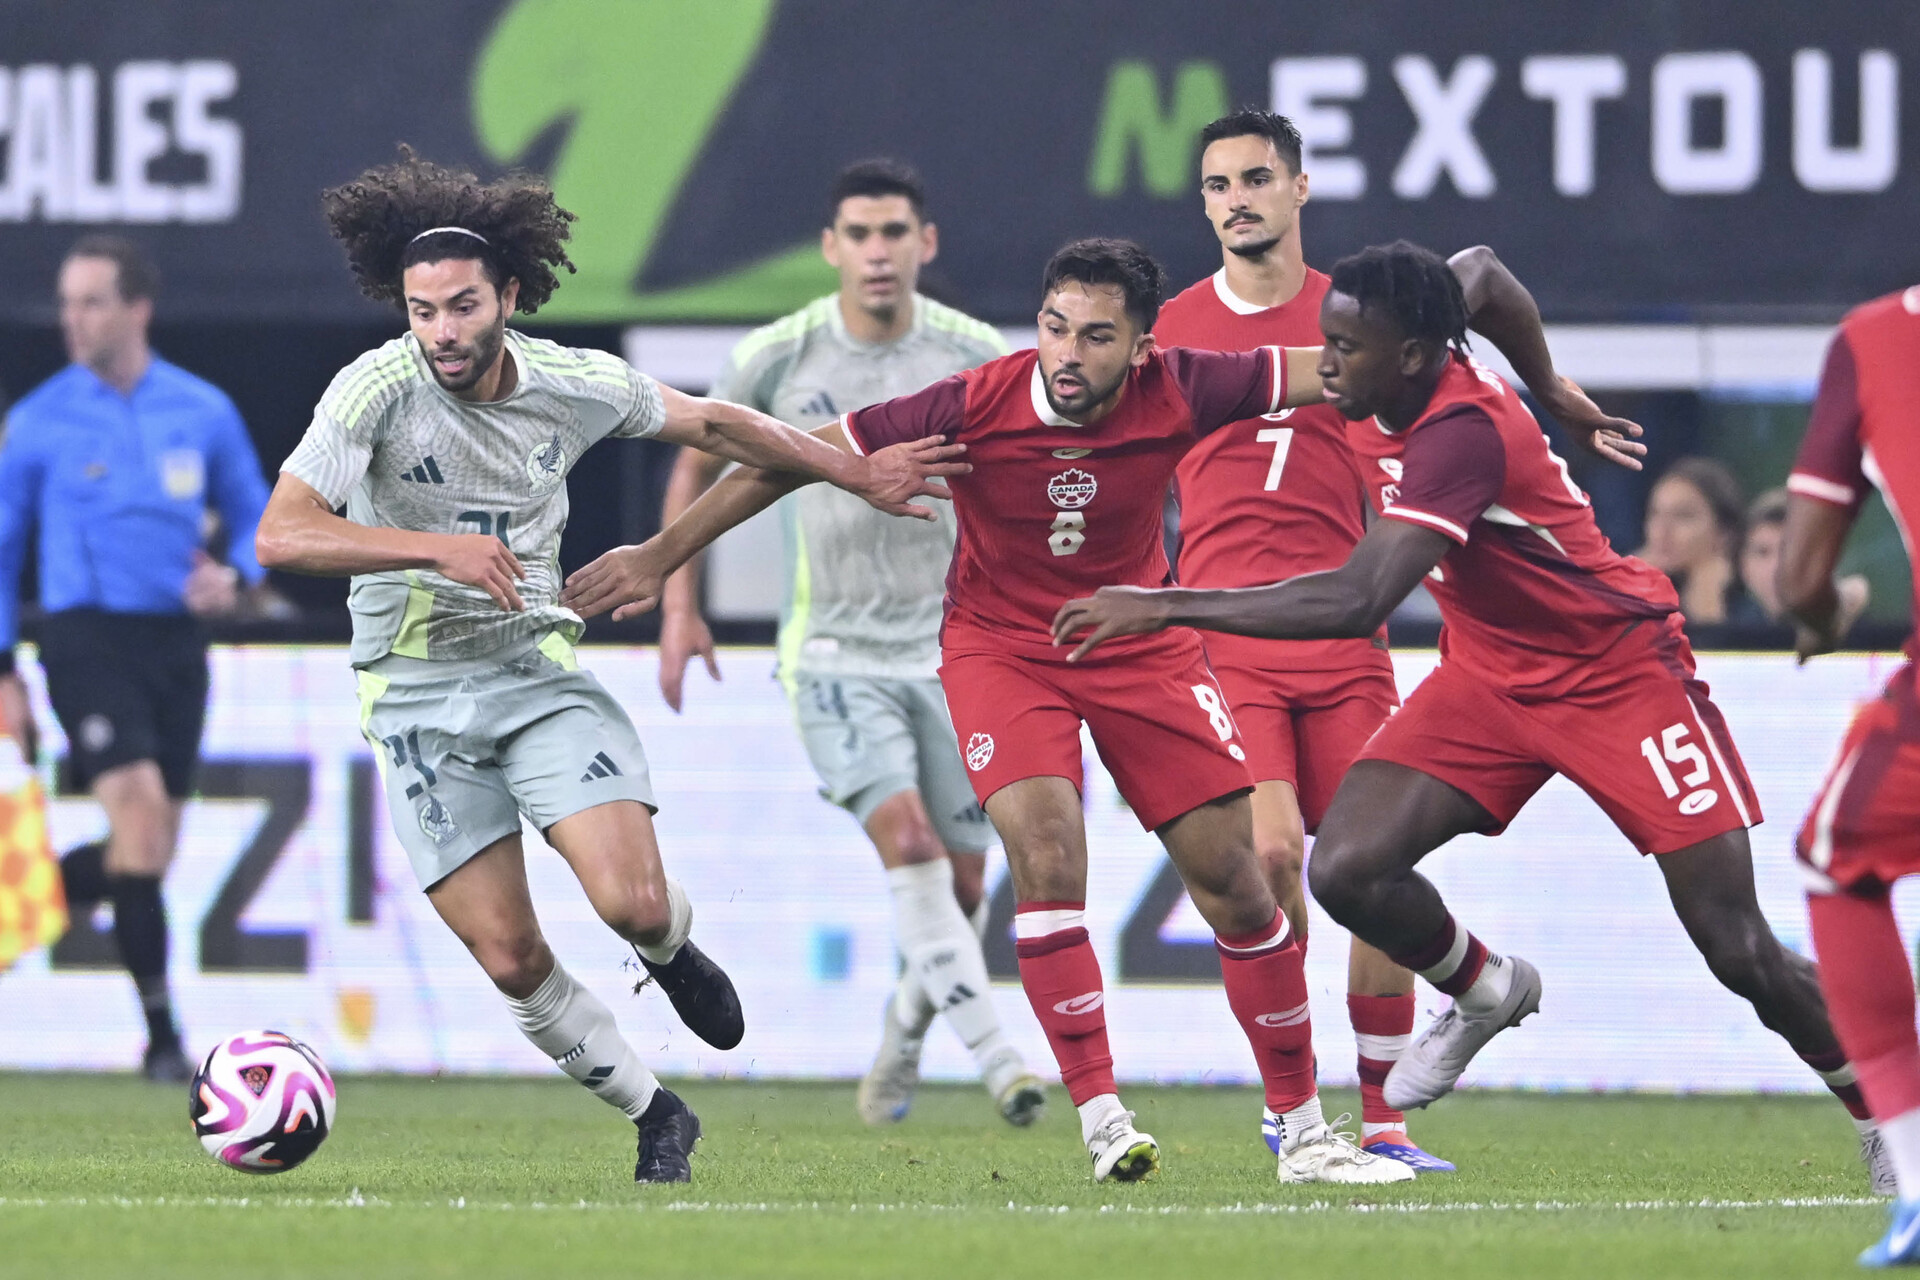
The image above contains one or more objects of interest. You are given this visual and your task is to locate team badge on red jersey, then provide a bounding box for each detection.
[1047,469,1097,509]
[965,732,995,772]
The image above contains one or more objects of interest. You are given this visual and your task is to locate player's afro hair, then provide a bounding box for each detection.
[1327,240,1471,353]
[1042,237,1166,332]
[320,145,576,314]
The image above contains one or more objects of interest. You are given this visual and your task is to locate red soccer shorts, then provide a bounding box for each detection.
[1797,664,1920,891]
[1209,660,1398,833]
[1359,638,1760,855]
[939,632,1254,831]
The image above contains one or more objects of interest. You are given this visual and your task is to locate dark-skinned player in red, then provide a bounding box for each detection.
[1154,108,1642,1172]
[1056,240,1890,1193]
[563,240,1430,1184]
[1778,281,1920,1264]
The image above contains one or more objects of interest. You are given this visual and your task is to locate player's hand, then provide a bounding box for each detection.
[1541,376,1646,472]
[434,534,528,612]
[183,550,242,617]
[1052,586,1175,662]
[658,605,720,712]
[853,436,971,520]
[562,540,669,622]
[0,672,38,763]
[1793,574,1871,665]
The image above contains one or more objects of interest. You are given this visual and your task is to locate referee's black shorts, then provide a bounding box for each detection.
[38,609,208,797]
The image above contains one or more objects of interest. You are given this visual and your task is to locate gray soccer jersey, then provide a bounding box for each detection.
[711,294,1006,684]
[282,330,664,666]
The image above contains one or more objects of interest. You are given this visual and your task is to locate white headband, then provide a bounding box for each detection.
[409,226,489,246]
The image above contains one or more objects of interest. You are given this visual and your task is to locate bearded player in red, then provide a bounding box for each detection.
[1155,108,1646,1172]
[1779,282,1920,1265]
[1058,240,1890,1193]
[568,239,1428,1183]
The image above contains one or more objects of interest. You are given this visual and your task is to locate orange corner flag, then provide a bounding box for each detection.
[0,734,65,973]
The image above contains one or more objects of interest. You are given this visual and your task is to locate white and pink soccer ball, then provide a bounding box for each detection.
[188,1030,337,1173]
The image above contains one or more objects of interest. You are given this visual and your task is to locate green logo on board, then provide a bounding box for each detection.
[471,0,835,322]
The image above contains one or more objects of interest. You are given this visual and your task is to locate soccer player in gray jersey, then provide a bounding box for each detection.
[254,151,964,1182]
[657,161,1044,1128]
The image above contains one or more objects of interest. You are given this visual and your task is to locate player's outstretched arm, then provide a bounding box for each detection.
[1449,245,1647,472]
[255,473,530,612]
[564,424,967,623]
[1052,519,1450,661]
[1778,494,1871,664]
[654,384,966,518]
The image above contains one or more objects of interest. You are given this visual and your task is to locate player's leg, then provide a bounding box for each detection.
[799,674,1028,1122]
[1310,667,1556,1110]
[986,773,1153,1179]
[943,649,1144,1178]
[904,675,1042,1122]
[863,803,1036,1124]
[505,649,741,1052]
[1295,680,1453,1171]
[425,827,694,1181]
[1798,674,1920,1250]
[1812,885,1920,1265]
[376,648,709,1183]
[1657,829,1886,1180]
[1312,760,1542,1110]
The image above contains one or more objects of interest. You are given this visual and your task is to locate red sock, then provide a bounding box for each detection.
[1013,901,1115,1105]
[1390,914,1489,997]
[1808,889,1920,1121]
[1217,908,1316,1113]
[1349,992,1415,1130]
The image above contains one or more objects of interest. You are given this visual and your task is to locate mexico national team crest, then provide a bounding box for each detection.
[418,794,459,847]
[526,435,566,492]
[1047,468,1096,509]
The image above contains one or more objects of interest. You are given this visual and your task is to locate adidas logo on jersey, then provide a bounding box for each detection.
[579,751,623,783]
[796,391,838,418]
[400,456,445,484]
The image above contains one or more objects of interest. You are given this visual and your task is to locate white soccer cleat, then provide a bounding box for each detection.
[1863,1124,1898,1196]
[1088,1110,1159,1183]
[1278,1114,1416,1185]
[856,993,927,1125]
[1384,955,1542,1111]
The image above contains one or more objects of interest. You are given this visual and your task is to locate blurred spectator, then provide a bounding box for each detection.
[1732,488,1789,623]
[1738,485,1868,629]
[1639,457,1745,624]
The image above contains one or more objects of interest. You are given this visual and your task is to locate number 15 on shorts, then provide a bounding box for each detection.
[1640,722,1719,815]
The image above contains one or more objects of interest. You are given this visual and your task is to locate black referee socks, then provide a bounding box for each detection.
[107,874,180,1050]
[59,842,109,906]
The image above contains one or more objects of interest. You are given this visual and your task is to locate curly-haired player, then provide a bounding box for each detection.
[254,149,965,1182]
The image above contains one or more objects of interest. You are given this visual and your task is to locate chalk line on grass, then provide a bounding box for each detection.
[0,1194,1882,1216]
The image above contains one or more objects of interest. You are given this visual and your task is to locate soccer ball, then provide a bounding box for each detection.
[188,1030,337,1173]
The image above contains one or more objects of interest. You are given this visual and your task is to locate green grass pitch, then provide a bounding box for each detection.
[0,1073,1892,1278]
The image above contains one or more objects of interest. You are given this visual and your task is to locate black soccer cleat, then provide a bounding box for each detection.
[637,940,745,1050]
[141,1039,194,1084]
[634,1087,702,1184]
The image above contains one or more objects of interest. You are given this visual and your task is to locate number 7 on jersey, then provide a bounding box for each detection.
[1258,427,1294,491]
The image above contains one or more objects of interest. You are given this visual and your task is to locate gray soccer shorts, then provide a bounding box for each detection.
[357,633,656,890]
[788,671,991,854]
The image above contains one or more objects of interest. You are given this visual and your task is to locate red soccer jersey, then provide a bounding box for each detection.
[1788,285,1920,656]
[842,346,1283,658]
[1346,353,1680,699]
[1156,267,1385,673]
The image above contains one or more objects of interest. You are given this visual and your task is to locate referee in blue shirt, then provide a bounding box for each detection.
[0,236,272,1081]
